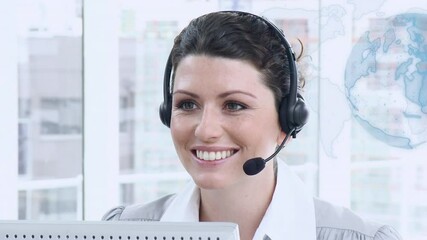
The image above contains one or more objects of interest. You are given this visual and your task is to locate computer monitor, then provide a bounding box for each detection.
[0,220,240,240]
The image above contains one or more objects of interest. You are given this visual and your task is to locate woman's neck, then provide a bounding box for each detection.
[199,164,276,240]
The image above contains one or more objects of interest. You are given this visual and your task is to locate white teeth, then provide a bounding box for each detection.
[196,150,235,161]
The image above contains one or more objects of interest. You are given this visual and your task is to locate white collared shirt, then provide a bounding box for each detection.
[160,160,316,239]
[103,161,402,240]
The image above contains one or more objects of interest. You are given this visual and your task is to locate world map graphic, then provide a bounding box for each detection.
[345,13,427,149]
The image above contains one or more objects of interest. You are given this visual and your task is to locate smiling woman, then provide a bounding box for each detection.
[103,11,402,240]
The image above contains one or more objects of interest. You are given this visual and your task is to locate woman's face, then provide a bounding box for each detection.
[171,55,283,190]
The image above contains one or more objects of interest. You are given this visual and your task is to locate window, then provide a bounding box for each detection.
[1,0,84,220]
[40,98,82,136]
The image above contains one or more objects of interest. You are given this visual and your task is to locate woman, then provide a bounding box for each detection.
[104,11,401,240]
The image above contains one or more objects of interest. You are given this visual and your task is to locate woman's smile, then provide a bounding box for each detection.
[193,149,238,161]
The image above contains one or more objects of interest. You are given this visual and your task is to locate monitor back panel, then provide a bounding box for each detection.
[0,221,240,240]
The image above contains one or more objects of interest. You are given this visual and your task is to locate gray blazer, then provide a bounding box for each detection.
[103,195,402,240]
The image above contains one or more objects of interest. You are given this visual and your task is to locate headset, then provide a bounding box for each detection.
[159,11,309,138]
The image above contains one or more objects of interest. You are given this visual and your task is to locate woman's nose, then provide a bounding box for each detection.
[194,107,222,142]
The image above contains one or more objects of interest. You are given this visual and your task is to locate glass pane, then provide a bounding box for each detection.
[346,8,427,239]
[351,160,427,239]
[16,0,83,220]
[117,0,319,204]
[18,188,78,220]
[351,167,401,219]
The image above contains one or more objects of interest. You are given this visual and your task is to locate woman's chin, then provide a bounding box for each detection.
[192,174,230,190]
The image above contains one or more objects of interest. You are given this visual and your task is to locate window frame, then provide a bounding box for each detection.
[82,0,120,220]
[0,1,19,220]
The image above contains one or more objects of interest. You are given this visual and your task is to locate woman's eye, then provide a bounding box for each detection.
[225,102,246,111]
[177,101,197,110]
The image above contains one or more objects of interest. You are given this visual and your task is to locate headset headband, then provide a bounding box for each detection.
[159,11,308,137]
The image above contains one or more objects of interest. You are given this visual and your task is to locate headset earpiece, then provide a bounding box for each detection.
[159,102,171,127]
[279,93,309,137]
[159,52,173,127]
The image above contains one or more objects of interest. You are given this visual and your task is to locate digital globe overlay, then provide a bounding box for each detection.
[345,13,427,149]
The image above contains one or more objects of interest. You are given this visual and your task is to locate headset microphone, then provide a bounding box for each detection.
[243,128,295,176]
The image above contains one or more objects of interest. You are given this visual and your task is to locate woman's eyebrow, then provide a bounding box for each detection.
[172,90,199,99]
[218,90,257,99]
[172,89,257,99]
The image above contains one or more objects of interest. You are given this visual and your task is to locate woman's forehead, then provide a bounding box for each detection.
[172,55,274,100]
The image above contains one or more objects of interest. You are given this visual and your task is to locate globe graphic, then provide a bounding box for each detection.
[345,13,427,149]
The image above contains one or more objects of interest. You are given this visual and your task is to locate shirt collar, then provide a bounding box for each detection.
[160,160,316,239]
[253,160,316,239]
[160,181,200,221]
